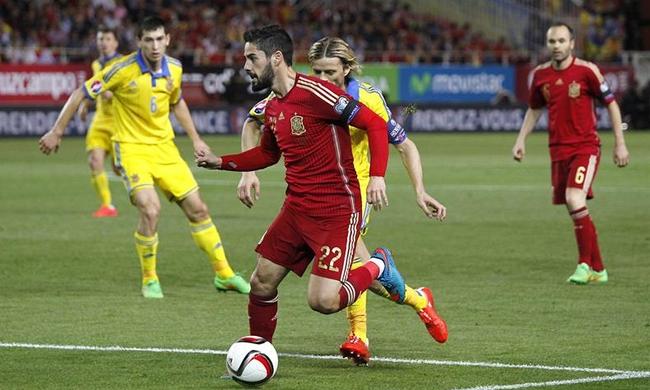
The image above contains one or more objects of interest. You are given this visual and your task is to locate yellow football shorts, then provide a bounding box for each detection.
[85,119,114,153]
[358,174,372,235]
[113,140,198,202]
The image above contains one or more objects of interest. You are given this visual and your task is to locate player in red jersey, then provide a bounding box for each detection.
[512,22,630,284]
[196,25,408,343]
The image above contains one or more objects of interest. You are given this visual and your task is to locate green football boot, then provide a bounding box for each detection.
[589,269,608,284]
[214,274,251,294]
[142,280,164,298]
[567,263,592,285]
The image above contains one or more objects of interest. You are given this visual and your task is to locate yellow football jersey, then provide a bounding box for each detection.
[83,50,183,144]
[90,53,122,125]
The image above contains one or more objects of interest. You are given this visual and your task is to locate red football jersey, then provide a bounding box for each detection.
[529,57,615,161]
[221,73,388,217]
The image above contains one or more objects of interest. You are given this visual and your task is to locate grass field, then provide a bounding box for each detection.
[0,132,649,389]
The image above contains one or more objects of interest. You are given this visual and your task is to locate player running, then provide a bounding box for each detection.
[238,36,448,364]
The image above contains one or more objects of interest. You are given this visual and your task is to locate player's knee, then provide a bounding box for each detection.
[186,200,210,222]
[88,154,103,171]
[140,202,160,222]
[565,190,586,211]
[249,272,275,297]
[307,295,339,314]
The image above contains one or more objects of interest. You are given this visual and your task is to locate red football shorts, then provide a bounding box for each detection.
[551,153,600,205]
[256,204,361,281]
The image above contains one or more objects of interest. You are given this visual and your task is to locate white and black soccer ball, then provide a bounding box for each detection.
[226,336,278,386]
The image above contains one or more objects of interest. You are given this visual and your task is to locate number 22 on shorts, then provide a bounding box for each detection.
[318,246,341,272]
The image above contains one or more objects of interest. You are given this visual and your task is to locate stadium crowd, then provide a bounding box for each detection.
[0,0,523,65]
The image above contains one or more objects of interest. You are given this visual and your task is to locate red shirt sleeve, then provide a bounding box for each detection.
[349,102,389,177]
[528,69,546,109]
[220,129,281,171]
[585,65,615,105]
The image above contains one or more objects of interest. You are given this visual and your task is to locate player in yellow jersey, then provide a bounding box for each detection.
[77,26,122,218]
[238,37,448,364]
[39,16,250,298]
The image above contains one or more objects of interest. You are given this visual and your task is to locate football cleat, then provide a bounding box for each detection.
[589,269,608,284]
[214,274,251,294]
[373,247,406,303]
[416,287,448,343]
[93,205,118,218]
[567,263,591,285]
[339,335,370,365]
[142,280,163,299]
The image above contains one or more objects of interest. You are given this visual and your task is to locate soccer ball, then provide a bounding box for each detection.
[226,336,278,386]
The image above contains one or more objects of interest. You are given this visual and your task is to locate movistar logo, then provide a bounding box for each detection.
[410,74,431,95]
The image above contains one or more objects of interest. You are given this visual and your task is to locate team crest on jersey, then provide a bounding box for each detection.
[290,115,306,136]
[334,96,349,115]
[90,80,102,94]
[568,81,580,98]
[166,76,174,92]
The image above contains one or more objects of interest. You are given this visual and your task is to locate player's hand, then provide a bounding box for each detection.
[417,192,447,221]
[192,138,211,157]
[613,143,629,167]
[38,131,62,155]
[77,102,88,122]
[512,140,526,162]
[237,172,261,208]
[367,176,388,211]
[195,149,222,169]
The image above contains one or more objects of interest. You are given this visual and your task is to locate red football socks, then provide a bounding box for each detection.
[338,261,381,309]
[570,206,604,271]
[248,292,279,342]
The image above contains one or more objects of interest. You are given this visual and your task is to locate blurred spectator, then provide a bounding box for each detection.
[0,0,532,65]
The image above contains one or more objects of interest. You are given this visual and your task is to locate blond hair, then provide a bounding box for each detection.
[307,37,361,76]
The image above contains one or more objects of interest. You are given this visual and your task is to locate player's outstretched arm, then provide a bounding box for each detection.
[39,88,86,155]
[237,118,263,208]
[394,138,446,220]
[173,99,211,157]
[606,100,630,167]
[512,108,543,162]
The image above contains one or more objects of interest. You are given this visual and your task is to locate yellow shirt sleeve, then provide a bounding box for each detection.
[247,92,274,124]
[82,58,129,100]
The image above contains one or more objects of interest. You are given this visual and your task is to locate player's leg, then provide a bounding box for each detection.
[86,128,117,217]
[564,154,605,284]
[132,187,163,298]
[342,238,370,353]
[306,213,405,315]
[248,256,290,342]
[113,142,162,297]
[177,190,250,294]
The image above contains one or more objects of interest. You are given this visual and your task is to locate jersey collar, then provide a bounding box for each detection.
[346,77,360,101]
[136,49,170,78]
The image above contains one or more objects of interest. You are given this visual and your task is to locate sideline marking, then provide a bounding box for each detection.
[2,342,648,389]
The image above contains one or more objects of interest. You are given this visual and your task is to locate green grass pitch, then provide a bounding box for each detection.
[0,132,649,389]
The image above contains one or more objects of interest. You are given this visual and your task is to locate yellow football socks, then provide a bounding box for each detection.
[190,218,235,279]
[346,258,368,343]
[403,285,427,312]
[91,171,112,207]
[134,231,159,284]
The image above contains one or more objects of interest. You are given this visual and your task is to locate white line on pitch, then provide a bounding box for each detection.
[453,371,650,390]
[1,342,646,377]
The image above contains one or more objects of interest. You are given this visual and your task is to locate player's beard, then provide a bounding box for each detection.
[251,63,273,92]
